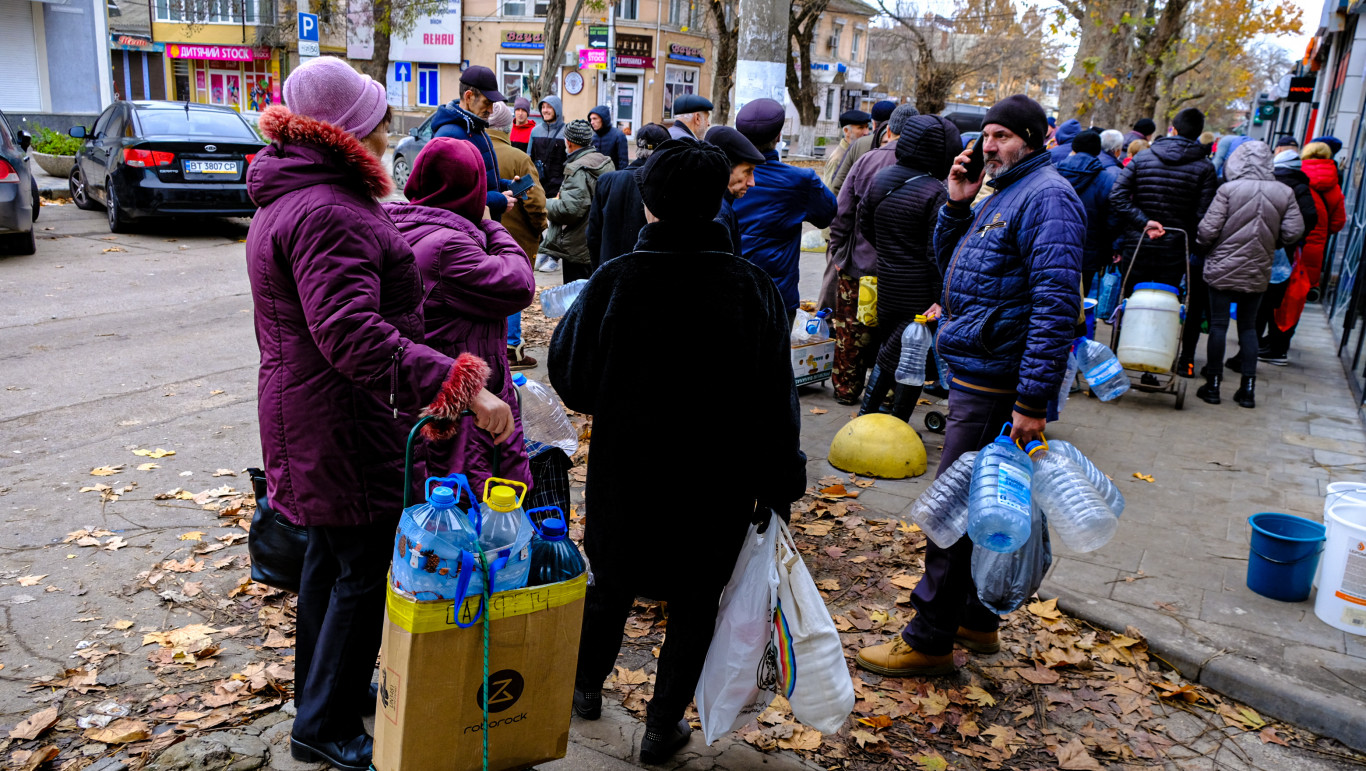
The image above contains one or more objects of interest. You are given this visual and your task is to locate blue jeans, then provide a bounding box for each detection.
[508,312,522,348]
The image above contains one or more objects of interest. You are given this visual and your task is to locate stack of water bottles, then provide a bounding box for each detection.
[391,473,587,604]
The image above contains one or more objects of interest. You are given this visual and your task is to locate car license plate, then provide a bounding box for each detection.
[185,161,238,174]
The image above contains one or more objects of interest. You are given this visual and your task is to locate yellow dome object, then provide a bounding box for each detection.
[487,485,519,512]
[828,414,928,479]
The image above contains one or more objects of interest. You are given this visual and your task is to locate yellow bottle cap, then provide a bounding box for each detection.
[487,486,519,512]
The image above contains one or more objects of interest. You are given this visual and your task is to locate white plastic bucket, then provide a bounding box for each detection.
[1116,283,1182,373]
[1314,501,1366,635]
[1317,483,1366,587]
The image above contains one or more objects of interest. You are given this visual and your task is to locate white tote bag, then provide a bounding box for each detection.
[695,512,782,745]
[773,521,855,734]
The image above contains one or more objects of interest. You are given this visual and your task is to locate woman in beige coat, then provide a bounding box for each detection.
[1195,139,1304,409]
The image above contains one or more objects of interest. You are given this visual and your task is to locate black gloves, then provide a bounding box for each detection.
[752,502,791,533]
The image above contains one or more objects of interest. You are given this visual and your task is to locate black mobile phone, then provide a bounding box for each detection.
[509,175,535,199]
[964,139,985,183]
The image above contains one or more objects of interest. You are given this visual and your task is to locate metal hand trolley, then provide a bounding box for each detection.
[1107,226,1190,410]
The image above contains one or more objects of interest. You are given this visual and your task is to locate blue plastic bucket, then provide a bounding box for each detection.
[1247,513,1326,602]
[1084,298,1098,340]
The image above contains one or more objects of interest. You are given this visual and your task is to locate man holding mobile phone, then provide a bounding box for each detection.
[856,94,1085,680]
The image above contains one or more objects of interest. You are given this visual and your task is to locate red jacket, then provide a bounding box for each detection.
[510,119,536,151]
[1301,157,1346,286]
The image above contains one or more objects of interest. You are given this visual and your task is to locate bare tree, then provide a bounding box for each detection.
[787,0,832,155]
[534,0,599,102]
[708,0,739,125]
[343,0,453,87]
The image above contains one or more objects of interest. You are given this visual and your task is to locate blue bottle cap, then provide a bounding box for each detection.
[1024,440,1045,456]
[541,518,567,538]
[429,486,456,508]
[1133,282,1179,295]
[512,373,528,387]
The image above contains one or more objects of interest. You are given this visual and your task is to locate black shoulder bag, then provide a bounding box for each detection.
[246,467,308,593]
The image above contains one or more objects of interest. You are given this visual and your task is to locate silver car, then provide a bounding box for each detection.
[391,115,435,190]
[0,110,38,255]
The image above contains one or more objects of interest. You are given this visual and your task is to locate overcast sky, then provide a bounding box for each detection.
[1277,0,1322,57]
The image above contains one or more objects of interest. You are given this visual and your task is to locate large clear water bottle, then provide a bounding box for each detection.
[1077,338,1129,402]
[907,451,978,548]
[1054,344,1080,415]
[392,479,482,600]
[528,517,587,586]
[1026,441,1118,552]
[477,481,532,593]
[895,315,933,386]
[805,308,832,343]
[967,426,1034,553]
[540,279,588,318]
[513,373,579,456]
[1049,439,1125,518]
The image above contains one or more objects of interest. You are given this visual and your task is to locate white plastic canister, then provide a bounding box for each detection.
[1315,501,1366,635]
[1116,283,1182,373]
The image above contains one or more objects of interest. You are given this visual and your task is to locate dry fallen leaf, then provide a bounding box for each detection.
[1027,597,1063,620]
[889,574,919,590]
[17,575,47,587]
[19,745,59,771]
[179,531,205,542]
[82,718,150,744]
[1132,472,1155,483]
[9,706,59,740]
[104,537,127,551]
[137,463,159,471]
[109,619,134,630]
[1259,727,1289,746]
[213,468,237,477]
[133,448,176,458]
[816,578,840,591]
[1052,738,1104,770]
[963,685,996,707]
[809,407,828,415]
[1018,663,1062,684]
[90,465,124,476]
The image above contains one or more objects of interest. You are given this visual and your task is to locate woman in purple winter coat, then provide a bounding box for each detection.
[244,57,513,771]
[385,138,536,491]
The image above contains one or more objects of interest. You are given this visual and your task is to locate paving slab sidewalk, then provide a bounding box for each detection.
[790,248,1366,753]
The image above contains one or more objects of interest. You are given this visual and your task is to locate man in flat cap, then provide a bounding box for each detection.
[734,98,838,326]
[823,109,872,190]
[705,125,766,257]
[587,123,672,267]
[668,94,713,140]
[550,137,805,767]
[829,100,907,198]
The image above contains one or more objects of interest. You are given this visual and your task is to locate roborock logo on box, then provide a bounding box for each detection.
[464,669,529,733]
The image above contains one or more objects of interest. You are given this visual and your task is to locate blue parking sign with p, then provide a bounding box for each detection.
[297,12,318,41]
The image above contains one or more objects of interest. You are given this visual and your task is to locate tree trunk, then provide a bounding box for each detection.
[786,0,828,155]
[354,0,391,85]
[536,0,586,102]
[795,123,817,156]
[709,0,738,125]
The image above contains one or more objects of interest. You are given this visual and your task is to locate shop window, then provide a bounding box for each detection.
[498,55,555,101]
[155,0,271,24]
[173,59,191,101]
[662,65,696,121]
[852,29,861,57]
[824,88,834,120]
[501,0,548,16]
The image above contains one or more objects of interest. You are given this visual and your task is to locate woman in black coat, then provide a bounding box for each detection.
[857,115,960,419]
[549,139,806,765]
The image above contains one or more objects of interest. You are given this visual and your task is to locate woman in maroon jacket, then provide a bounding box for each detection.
[385,138,537,491]
[244,58,512,771]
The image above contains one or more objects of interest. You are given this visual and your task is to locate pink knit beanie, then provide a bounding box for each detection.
[488,102,513,133]
[283,57,389,138]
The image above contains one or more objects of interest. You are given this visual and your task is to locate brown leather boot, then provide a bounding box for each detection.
[855,636,955,677]
[954,626,1001,654]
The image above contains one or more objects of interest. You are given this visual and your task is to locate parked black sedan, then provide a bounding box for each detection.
[0,109,38,255]
[68,101,266,232]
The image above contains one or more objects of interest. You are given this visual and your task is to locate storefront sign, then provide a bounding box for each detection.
[1287,75,1316,103]
[502,30,545,49]
[390,0,462,64]
[579,48,608,70]
[111,34,164,53]
[588,25,609,48]
[616,33,651,57]
[667,43,704,63]
[167,44,271,61]
[615,54,653,68]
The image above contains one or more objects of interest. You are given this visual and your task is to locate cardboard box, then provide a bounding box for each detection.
[374,574,587,771]
[791,339,835,386]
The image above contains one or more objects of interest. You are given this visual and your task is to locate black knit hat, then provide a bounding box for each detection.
[871,100,897,122]
[1133,118,1156,136]
[636,123,671,151]
[982,94,1049,149]
[1171,108,1204,140]
[1071,130,1102,156]
[704,125,766,166]
[638,138,730,222]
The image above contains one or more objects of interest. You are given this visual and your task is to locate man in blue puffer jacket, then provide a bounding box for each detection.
[1047,117,1082,165]
[734,98,838,321]
[856,94,1084,680]
[431,66,514,221]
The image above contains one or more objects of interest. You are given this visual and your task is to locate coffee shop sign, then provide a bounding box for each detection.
[668,43,704,63]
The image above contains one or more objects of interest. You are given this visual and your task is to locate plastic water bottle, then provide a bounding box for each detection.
[1049,439,1125,518]
[907,451,978,548]
[931,338,951,387]
[528,517,586,586]
[540,279,588,318]
[1026,442,1118,552]
[1077,338,1129,402]
[895,315,933,386]
[1054,344,1080,415]
[477,481,533,592]
[805,308,832,343]
[967,425,1034,553]
[392,479,482,600]
[513,373,579,456]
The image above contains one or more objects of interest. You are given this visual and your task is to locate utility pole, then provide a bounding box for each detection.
[734,0,788,120]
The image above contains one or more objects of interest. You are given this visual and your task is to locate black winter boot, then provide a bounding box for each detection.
[640,719,692,764]
[1196,373,1221,405]
[1233,376,1256,408]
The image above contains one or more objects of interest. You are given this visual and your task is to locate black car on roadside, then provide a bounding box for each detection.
[68,101,266,232]
[0,109,38,255]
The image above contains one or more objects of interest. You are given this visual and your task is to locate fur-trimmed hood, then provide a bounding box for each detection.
[248,105,392,206]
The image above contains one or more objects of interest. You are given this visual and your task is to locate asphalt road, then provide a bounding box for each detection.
[0,200,265,715]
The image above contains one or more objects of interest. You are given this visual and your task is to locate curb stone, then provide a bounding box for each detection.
[1044,586,1366,753]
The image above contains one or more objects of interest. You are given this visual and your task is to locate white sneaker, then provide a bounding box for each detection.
[535,254,561,272]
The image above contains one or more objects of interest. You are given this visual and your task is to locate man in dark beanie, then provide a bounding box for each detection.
[550,136,805,766]
[705,125,766,257]
[856,93,1084,679]
[587,122,671,267]
[734,98,838,324]
[540,118,615,282]
[1124,116,1156,148]
[1110,106,1216,376]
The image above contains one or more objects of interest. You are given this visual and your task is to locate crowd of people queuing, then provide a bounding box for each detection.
[241,54,1348,771]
